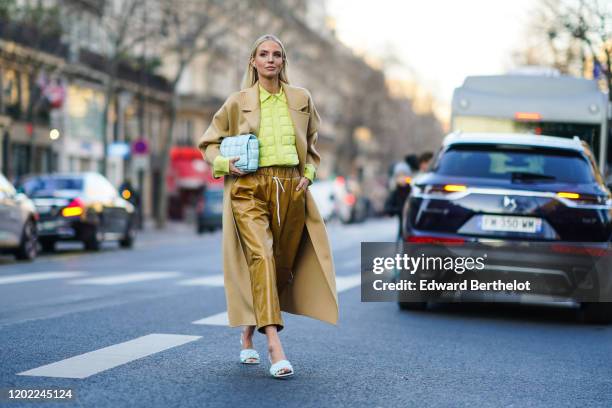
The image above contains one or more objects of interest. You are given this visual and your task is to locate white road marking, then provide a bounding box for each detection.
[335,274,361,292]
[178,275,224,287]
[68,272,182,285]
[192,311,229,326]
[18,333,201,379]
[192,273,362,326]
[0,272,87,285]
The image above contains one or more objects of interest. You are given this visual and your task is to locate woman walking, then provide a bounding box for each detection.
[197,34,338,378]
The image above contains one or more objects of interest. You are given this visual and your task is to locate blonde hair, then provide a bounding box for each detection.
[242,34,290,88]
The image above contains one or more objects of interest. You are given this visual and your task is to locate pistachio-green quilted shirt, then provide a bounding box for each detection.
[212,85,315,182]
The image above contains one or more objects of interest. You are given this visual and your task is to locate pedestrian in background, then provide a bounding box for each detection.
[118,179,142,229]
[405,154,419,173]
[198,34,338,379]
[385,160,412,239]
[418,152,434,174]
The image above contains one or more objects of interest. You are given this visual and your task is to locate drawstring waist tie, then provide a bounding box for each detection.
[271,176,286,226]
[252,166,300,227]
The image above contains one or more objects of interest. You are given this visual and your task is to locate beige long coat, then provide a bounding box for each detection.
[197,82,338,328]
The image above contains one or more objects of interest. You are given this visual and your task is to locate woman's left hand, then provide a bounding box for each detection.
[296,177,311,191]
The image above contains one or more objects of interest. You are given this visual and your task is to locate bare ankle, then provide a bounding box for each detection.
[241,326,255,348]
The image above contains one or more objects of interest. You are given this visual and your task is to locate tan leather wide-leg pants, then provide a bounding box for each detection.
[230,166,306,333]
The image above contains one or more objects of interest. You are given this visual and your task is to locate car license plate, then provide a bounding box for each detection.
[36,206,51,214]
[481,215,541,233]
[40,221,57,230]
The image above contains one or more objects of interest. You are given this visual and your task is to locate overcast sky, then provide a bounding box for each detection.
[327,0,535,104]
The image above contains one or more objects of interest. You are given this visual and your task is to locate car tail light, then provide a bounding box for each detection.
[551,244,608,257]
[424,184,467,194]
[444,184,467,192]
[406,235,465,245]
[556,192,610,206]
[62,198,85,217]
[515,112,542,121]
[344,193,356,206]
[557,192,580,199]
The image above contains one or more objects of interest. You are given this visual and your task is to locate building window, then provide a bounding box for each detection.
[66,85,104,140]
[2,69,21,119]
[176,119,193,146]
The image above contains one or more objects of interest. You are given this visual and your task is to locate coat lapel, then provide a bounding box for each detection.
[240,83,261,135]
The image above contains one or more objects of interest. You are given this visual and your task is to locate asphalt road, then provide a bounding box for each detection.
[0,217,611,408]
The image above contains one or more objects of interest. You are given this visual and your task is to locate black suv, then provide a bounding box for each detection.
[401,133,612,322]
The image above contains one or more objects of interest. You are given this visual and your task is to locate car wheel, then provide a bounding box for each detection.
[119,223,135,248]
[84,226,102,251]
[40,239,56,253]
[197,224,205,234]
[581,302,612,324]
[15,219,38,261]
[398,301,428,311]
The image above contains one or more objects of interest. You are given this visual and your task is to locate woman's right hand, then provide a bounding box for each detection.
[229,157,245,176]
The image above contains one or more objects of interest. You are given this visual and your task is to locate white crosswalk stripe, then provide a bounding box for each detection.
[192,311,229,326]
[68,272,182,285]
[335,274,362,292]
[18,333,201,379]
[192,273,361,326]
[177,275,224,287]
[0,272,87,285]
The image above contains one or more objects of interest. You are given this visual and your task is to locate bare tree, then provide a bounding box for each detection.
[97,0,153,176]
[513,0,611,97]
[512,0,582,74]
[152,0,235,228]
[557,0,612,100]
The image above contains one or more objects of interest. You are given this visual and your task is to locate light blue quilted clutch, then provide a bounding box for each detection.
[220,134,259,173]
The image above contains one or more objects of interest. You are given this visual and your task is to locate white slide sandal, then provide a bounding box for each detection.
[269,357,294,378]
[240,338,260,364]
[240,349,260,364]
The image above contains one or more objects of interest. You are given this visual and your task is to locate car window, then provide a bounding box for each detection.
[23,176,84,197]
[86,174,118,199]
[435,145,596,184]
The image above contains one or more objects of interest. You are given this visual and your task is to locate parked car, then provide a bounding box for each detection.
[20,172,136,251]
[0,173,38,260]
[309,180,335,222]
[196,186,223,233]
[400,132,612,322]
